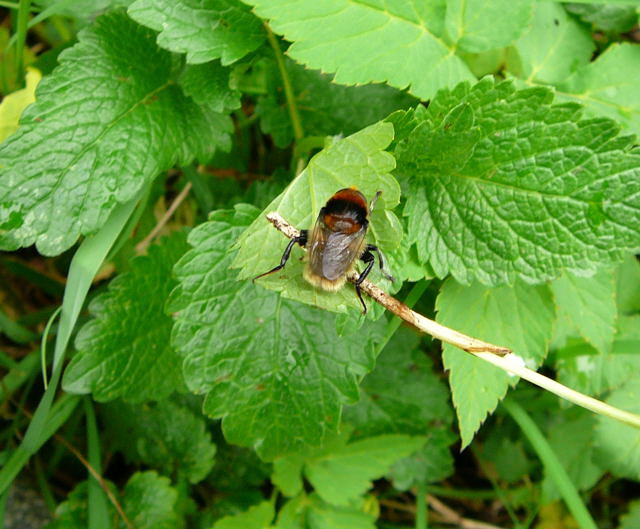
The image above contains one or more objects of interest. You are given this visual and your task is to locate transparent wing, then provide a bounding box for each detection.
[307,213,366,281]
[321,229,366,280]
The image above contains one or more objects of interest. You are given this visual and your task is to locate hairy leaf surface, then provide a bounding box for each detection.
[63,231,189,402]
[242,0,475,99]
[344,328,455,488]
[394,78,640,286]
[128,0,265,64]
[169,205,385,460]
[102,399,216,483]
[0,10,231,255]
[437,279,555,447]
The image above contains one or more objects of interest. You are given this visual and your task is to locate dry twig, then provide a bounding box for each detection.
[262,212,640,429]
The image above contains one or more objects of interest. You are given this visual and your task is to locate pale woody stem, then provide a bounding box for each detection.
[263,212,640,430]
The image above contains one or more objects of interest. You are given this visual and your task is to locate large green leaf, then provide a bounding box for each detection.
[445,0,533,54]
[343,328,455,488]
[128,0,265,64]
[102,399,216,484]
[169,205,385,460]
[556,315,640,396]
[275,493,376,529]
[394,78,640,286]
[272,431,426,505]
[541,410,603,502]
[436,279,555,447]
[550,269,617,354]
[506,1,594,85]
[594,378,640,481]
[242,0,475,100]
[0,10,231,256]
[46,472,182,529]
[556,43,640,137]
[233,122,401,314]
[213,501,275,529]
[63,231,189,402]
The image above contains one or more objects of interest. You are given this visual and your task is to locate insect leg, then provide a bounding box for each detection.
[365,244,394,282]
[355,250,376,315]
[253,230,308,282]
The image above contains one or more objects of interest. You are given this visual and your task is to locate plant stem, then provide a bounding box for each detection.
[502,399,598,529]
[263,211,640,430]
[375,279,429,358]
[264,24,304,143]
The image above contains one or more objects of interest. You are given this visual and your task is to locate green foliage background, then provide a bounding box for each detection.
[1,0,640,528]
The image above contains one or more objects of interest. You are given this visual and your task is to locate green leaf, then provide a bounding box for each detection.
[437,279,555,447]
[272,454,305,497]
[541,410,603,502]
[122,471,183,529]
[306,494,376,529]
[233,122,400,314]
[0,10,231,256]
[274,493,376,529]
[616,254,640,315]
[102,399,216,483]
[550,269,617,354]
[556,43,640,137]
[565,3,638,33]
[256,58,416,148]
[506,1,594,85]
[445,0,533,53]
[45,481,96,529]
[213,500,274,529]
[396,78,640,286]
[620,500,640,529]
[344,328,455,487]
[169,205,385,460]
[179,62,242,113]
[243,0,475,100]
[556,315,640,396]
[63,231,189,402]
[594,377,640,481]
[46,472,182,529]
[481,433,532,483]
[128,0,265,65]
[275,433,426,506]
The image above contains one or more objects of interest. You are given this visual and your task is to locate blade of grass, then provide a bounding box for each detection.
[41,306,61,389]
[0,393,80,493]
[0,195,140,496]
[25,195,140,452]
[502,398,598,529]
[415,482,427,529]
[85,398,109,529]
[0,308,36,343]
[13,0,31,87]
[1,258,65,297]
[0,350,39,404]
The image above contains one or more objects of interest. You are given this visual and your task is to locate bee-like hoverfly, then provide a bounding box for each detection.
[254,187,392,314]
